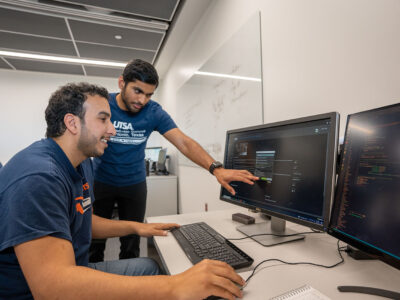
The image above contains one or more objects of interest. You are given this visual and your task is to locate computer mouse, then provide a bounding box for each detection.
[204,296,220,300]
[203,282,246,300]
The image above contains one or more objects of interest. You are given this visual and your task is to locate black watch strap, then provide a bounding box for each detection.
[209,161,223,175]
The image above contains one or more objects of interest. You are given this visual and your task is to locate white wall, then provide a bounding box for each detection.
[156,0,400,213]
[0,69,114,163]
[0,69,161,164]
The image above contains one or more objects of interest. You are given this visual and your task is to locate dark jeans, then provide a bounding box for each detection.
[89,180,147,263]
[88,258,160,276]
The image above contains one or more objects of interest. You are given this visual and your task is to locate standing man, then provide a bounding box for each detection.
[0,82,245,300]
[90,59,258,262]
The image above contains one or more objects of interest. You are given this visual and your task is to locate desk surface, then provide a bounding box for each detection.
[147,208,400,300]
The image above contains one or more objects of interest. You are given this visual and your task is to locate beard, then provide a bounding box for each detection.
[77,124,104,158]
[120,87,143,114]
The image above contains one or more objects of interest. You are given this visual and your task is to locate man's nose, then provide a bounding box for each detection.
[137,94,147,105]
[109,121,116,136]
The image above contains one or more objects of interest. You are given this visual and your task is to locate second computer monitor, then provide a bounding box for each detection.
[329,103,400,270]
[145,147,162,162]
[157,148,168,174]
[220,112,339,246]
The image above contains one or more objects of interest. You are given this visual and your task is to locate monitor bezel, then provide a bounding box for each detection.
[327,103,400,270]
[219,112,340,231]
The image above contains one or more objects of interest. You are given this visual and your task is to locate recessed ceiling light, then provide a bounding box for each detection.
[0,50,126,68]
[114,35,122,40]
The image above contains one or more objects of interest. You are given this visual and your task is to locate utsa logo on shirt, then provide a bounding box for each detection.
[75,182,91,214]
[113,121,133,130]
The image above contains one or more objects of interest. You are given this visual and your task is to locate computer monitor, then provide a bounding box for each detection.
[157,148,168,174]
[220,112,339,246]
[328,103,400,271]
[145,147,162,162]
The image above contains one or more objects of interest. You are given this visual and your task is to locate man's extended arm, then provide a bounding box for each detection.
[14,236,244,300]
[91,213,179,239]
[164,128,258,194]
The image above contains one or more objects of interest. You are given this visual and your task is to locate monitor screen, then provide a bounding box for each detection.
[328,103,400,269]
[145,147,162,161]
[220,112,339,246]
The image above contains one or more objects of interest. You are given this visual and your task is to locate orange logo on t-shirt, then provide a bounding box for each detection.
[76,203,84,214]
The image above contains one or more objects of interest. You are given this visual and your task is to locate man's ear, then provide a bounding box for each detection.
[118,76,125,90]
[64,113,80,135]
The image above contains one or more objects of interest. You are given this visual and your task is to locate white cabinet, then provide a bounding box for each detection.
[145,175,178,217]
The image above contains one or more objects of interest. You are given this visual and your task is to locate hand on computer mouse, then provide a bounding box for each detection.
[168,259,245,300]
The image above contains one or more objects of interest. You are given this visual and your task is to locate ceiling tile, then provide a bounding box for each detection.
[0,7,70,38]
[0,32,77,56]
[7,58,84,75]
[0,0,186,77]
[76,42,155,63]
[69,19,164,50]
[85,65,123,78]
[0,58,13,69]
[65,0,179,21]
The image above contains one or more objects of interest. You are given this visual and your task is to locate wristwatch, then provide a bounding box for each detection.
[209,161,223,175]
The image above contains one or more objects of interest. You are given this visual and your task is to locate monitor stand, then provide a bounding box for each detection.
[236,217,305,247]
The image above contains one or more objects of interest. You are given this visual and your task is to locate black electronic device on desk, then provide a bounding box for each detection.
[328,103,400,299]
[220,112,339,246]
[171,222,254,269]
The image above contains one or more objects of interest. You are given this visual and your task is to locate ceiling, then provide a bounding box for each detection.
[0,0,183,77]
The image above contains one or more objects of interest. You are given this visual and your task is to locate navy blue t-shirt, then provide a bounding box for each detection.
[0,138,94,299]
[93,93,177,186]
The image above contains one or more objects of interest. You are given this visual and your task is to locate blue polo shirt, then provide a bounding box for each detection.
[93,93,177,186]
[0,138,94,299]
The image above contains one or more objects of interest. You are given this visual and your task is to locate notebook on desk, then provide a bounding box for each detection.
[269,285,330,300]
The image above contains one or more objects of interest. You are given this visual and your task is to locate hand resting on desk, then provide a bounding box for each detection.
[135,222,180,237]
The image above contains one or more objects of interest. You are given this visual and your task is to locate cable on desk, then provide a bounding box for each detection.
[227,230,322,241]
[244,240,344,285]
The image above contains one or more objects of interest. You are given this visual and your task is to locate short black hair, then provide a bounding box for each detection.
[122,59,159,87]
[45,82,108,138]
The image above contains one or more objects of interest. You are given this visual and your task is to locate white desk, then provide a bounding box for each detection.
[147,208,400,299]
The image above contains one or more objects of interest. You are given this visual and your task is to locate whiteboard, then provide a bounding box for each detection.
[177,12,264,166]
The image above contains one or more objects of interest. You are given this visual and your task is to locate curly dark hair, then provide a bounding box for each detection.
[45,82,109,138]
[122,59,159,87]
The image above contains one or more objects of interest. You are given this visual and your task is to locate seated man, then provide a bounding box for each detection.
[0,83,244,300]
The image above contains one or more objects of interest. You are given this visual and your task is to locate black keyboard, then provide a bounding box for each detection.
[171,222,254,269]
